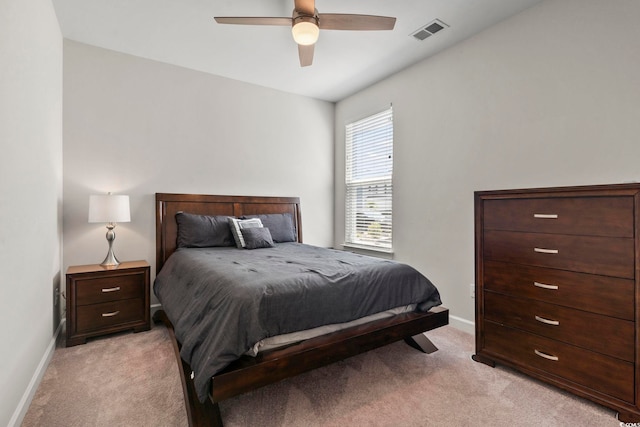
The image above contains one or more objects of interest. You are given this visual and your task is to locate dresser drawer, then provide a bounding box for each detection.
[483,260,634,320]
[484,291,633,361]
[484,230,634,278]
[75,272,145,305]
[76,298,144,333]
[483,196,633,237]
[483,321,634,403]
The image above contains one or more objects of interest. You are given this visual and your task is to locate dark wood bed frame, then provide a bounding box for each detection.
[153,193,449,427]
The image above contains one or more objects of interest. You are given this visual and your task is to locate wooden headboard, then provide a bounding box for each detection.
[155,193,302,274]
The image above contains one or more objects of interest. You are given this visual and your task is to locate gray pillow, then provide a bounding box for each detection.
[176,212,234,248]
[242,213,297,243]
[242,227,275,249]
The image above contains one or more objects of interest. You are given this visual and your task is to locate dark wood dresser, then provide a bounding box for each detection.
[473,183,640,422]
[66,260,150,347]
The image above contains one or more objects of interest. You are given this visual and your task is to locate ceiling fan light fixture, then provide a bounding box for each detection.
[292,17,319,46]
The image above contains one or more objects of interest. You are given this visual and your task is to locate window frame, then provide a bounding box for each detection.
[343,106,394,253]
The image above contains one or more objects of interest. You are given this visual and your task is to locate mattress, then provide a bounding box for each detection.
[246,303,417,355]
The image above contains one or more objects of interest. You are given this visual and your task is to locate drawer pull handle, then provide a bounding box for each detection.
[101,286,121,293]
[534,213,558,219]
[534,281,558,290]
[102,311,120,317]
[535,315,560,326]
[534,349,559,361]
[534,247,559,254]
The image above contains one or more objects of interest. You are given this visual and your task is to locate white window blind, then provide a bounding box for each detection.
[345,107,393,252]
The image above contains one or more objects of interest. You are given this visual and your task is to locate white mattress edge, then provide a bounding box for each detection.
[246,304,417,356]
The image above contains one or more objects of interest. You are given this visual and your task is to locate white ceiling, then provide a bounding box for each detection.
[52,0,543,102]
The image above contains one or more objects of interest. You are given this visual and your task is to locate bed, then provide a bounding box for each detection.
[153,193,449,426]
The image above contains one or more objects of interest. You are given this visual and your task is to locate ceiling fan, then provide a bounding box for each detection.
[214,0,396,67]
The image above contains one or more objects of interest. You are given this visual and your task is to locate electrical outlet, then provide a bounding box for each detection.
[470,283,475,298]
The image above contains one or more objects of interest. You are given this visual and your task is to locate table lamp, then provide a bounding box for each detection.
[88,193,131,267]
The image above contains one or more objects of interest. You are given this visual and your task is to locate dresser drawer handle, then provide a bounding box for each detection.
[101,286,121,293]
[534,349,559,361]
[534,247,559,254]
[535,315,560,326]
[102,311,120,317]
[533,213,558,219]
[533,281,559,290]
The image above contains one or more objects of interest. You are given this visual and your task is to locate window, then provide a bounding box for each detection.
[345,106,393,252]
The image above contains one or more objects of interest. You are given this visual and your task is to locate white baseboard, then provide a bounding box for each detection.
[150,303,162,318]
[448,314,475,335]
[8,319,65,427]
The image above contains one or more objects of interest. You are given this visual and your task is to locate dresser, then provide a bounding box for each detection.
[66,260,150,347]
[473,184,640,422]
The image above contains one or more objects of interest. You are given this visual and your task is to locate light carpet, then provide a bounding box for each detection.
[22,323,619,426]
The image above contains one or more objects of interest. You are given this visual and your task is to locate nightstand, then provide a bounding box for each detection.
[65,260,150,347]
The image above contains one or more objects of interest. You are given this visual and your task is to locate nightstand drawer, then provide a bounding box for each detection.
[76,298,144,333]
[484,291,634,361]
[483,260,634,320]
[484,230,634,278]
[484,321,634,403]
[483,196,633,237]
[76,273,145,305]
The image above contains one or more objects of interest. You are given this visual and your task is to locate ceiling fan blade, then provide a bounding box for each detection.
[318,14,396,31]
[214,17,292,26]
[298,44,314,67]
[294,0,315,16]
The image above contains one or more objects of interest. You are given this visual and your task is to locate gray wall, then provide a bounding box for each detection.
[334,0,640,332]
[62,41,335,306]
[0,0,63,425]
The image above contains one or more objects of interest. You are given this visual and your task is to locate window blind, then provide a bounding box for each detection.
[345,107,393,251]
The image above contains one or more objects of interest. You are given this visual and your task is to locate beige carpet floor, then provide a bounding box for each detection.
[22,323,619,426]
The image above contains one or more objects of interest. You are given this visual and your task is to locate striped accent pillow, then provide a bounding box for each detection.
[228,217,263,248]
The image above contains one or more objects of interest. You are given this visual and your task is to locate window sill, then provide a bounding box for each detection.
[341,243,394,259]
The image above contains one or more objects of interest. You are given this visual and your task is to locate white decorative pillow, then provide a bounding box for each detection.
[228,217,263,248]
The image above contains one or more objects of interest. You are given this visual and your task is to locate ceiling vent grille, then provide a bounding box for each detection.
[411,19,449,41]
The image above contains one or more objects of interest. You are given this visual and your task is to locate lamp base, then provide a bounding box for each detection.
[100,223,121,267]
[100,249,121,267]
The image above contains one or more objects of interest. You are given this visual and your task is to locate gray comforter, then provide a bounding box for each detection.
[153,243,441,402]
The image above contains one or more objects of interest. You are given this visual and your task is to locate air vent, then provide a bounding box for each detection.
[411,19,448,41]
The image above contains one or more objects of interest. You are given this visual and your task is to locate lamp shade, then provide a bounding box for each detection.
[88,194,131,223]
